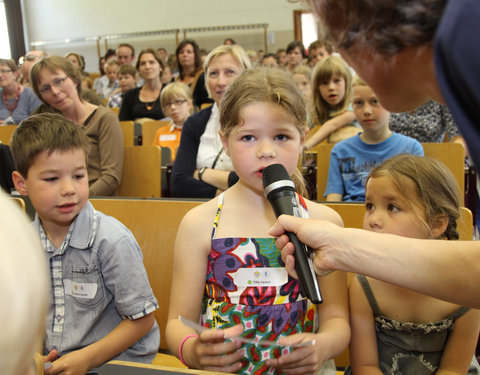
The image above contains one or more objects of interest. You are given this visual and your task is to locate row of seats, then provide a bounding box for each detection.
[0,125,468,203]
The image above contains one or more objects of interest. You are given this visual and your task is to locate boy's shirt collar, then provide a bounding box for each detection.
[34,201,98,253]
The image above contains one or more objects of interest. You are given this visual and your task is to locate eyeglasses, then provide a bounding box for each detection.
[38,77,68,94]
[0,69,12,74]
[164,99,187,108]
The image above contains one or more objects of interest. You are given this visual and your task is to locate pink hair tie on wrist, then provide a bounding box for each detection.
[179,334,198,367]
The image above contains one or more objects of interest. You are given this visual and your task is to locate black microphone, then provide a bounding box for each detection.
[263,163,322,304]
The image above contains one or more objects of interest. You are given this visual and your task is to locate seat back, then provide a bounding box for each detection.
[141,120,170,146]
[119,121,135,146]
[0,125,18,145]
[116,146,162,198]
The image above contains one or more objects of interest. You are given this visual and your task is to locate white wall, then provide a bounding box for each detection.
[22,0,306,72]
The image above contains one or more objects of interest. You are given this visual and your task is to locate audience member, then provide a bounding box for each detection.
[308,38,334,68]
[269,0,480,311]
[19,50,48,87]
[161,64,174,85]
[285,40,306,73]
[0,191,48,375]
[175,39,212,110]
[304,55,359,147]
[223,38,236,45]
[116,43,135,65]
[100,59,119,99]
[11,113,160,373]
[157,47,168,62]
[107,64,137,108]
[65,52,92,89]
[261,52,279,68]
[171,44,251,198]
[199,48,209,65]
[153,82,193,161]
[389,99,465,146]
[292,65,312,101]
[166,67,349,374]
[0,58,41,125]
[276,48,287,67]
[119,48,165,123]
[246,49,257,65]
[93,49,116,95]
[346,155,480,374]
[325,76,423,202]
[30,56,123,196]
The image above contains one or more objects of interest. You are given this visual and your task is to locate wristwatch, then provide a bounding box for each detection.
[198,167,207,181]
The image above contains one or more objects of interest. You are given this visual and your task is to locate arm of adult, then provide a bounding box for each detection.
[304,111,356,150]
[171,107,219,198]
[89,108,124,196]
[269,215,480,309]
[165,203,244,373]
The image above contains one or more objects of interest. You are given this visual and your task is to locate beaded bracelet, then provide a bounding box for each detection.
[178,334,198,367]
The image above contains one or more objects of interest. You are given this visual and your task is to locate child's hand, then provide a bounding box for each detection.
[44,349,91,375]
[186,324,245,373]
[43,349,59,363]
[266,333,325,375]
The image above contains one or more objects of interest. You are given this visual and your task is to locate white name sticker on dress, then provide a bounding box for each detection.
[63,279,98,299]
[159,134,177,141]
[233,267,288,287]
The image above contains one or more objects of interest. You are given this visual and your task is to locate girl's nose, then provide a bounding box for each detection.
[256,140,276,158]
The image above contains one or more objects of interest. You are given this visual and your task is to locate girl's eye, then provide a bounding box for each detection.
[388,204,400,212]
[241,135,254,142]
[371,99,379,105]
[353,100,363,107]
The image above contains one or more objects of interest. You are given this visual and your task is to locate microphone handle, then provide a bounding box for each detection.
[267,190,322,304]
[287,231,323,304]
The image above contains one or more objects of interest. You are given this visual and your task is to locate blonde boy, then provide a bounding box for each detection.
[101,59,120,99]
[325,76,424,202]
[11,113,160,374]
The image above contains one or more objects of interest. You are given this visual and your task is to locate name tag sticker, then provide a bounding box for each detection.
[159,134,177,141]
[233,267,288,287]
[64,279,98,299]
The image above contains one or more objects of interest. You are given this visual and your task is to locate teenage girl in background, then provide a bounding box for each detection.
[304,55,359,149]
[347,154,480,375]
[166,67,350,375]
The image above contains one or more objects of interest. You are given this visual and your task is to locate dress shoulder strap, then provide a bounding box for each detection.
[447,306,470,320]
[211,192,225,239]
[356,274,382,315]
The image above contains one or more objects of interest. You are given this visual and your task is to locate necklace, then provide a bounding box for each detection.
[145,101,155,111]
[2,85,21,115]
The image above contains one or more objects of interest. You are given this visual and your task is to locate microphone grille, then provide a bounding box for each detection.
[262,163,291,187]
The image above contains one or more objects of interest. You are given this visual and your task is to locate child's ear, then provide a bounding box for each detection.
[11,171,28,196]
[430,214,449,239]
[219,130,230,157]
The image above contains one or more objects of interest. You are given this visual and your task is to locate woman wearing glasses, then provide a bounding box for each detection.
[0,58,41,125]
[30,56,123,196]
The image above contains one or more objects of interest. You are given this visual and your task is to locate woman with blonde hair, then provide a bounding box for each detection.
[171,44,251,198]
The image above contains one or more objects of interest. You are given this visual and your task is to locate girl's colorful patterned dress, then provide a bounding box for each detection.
[201,192,316,374]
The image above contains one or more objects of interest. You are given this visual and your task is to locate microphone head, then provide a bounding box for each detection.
[263,164,295,197]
